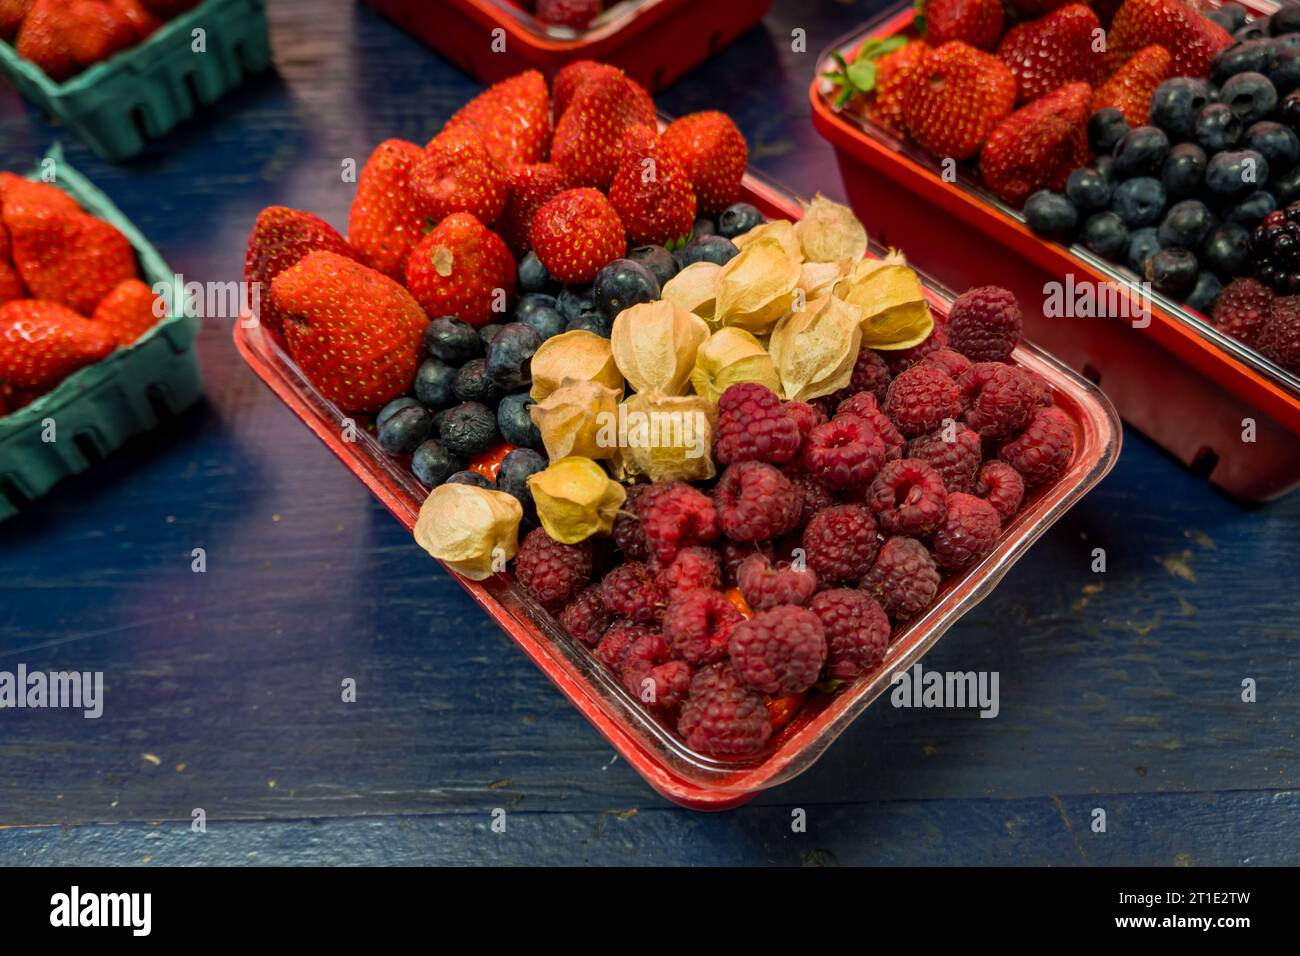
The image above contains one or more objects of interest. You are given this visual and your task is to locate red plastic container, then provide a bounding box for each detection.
[363,0,773,91]
[810,1,1300,502]
[234,171,1120,809]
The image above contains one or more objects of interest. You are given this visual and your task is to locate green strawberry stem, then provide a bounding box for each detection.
[822,36,909,108]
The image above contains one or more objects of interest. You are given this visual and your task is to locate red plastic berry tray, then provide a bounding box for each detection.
[809,0,1300,502]
[233,170,1120,810]
[362,0,773,91]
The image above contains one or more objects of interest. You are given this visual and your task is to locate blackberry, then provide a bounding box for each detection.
[1251,203,1300,292]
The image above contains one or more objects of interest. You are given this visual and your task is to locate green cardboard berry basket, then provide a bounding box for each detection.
[0,0,271,161]
[0,146,201,522]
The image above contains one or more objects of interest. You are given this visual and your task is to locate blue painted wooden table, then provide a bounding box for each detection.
[1,0,1297,866]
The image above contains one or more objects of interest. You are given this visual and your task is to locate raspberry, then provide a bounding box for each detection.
[906,422,982,493]
[1019,367,1054,410]
[885,322,949,374]
[611,483,653,560]
[922,347,972,382]
[802,503,879,584]
[809,589,891,681]
[596,621,655,671]
[789,473,835,527]
[974,460,1025,522]
[728,606,827,695]
[836,391,905,460]
[620,632,691,710]
[932,492,1000,569]
[601,560,666,624]
[784,400,827,445]
[1212,277,1274,347]
[959,362,1037,439]
[867,458,949,536]
[678,663,772,755]
[663,588,743,664]
[861,536,941,623]
[1000,406,1075,487]
[946,286,1021,362]
[736,553,818,611]
[885,364,962,438]
[835,346,891,403]
[558,585,611,645]
[641,481,718,564]
[720,540,775,587]
[714,461,801,542]
[714,382,801,465]
[802,415,887,491]
[1259,295,1300,373]
[656,545,722,593]
[515,528,593,608]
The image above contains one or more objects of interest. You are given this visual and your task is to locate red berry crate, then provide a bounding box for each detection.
[234,170,1120,810]
[810,1,1300,502]
[362,0,773,91]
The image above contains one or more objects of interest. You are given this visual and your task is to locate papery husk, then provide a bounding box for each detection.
[529,379,621,461]
[834,250,934,350]
[413,483,522,581]
[610,299,710,396]
[798,258,853,301]
[733,219,804,264]
[794,194,868,263]
[529,330,624,402]
[714,236,800,335]
[527,456,626,543]
[613,391,716,483]
[691,326,782,404]
[661,261,721,323]
[768,293,863,402]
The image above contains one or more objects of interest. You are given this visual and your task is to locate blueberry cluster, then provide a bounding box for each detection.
[1023,8,1300,316]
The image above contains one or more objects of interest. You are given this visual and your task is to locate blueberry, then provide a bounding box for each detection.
[564,309,613,336]
[1273,6,1300,35]
[1066,167,1113,211]
[1194,102,1244,152]
[518,303,566,340]
[485,322,542,391]
[1184,271,1223,314]
[438,402,498,458]
[1206,149,1270,196]
[1211,39,1275,84]
[1126,227,1162,275]
[1269,45,1300,94]
[1113,126,1169,178]
[690,217,716,241]
[378,404,433,455]
[497,391,543,451]
[515,292,558,326]
[556,285,599,325]
[376,396,421,430]
[424,315,482,365]
[1235,21,1270,43]
[1145,247,1199,294]
[717,202,764,239]
[592,258,660,320]
[1245,120,1299,169]
[479,323,505,346]
[446,470,494,489]
[453,358,502,404]
[411,439,461,486]
[1226,188,1277,225]
[1023,190,1079,238]
[1200,222,1253,277]
[1281,87,1300,131]
[1207,3,1247,33]
[496,448,547,513]
[627,244,679,287]
[1093,154,1117,183]
[414,357,457,408]
[1276,32,1300,50]
[1221,71,1278,124]
[1081,211,1129,259]
[1271,162,1300,204]
[1111,177,1167,228]
[517,251,555,293]
[676,235,739,267]
[1161,142,1207,197]
[1150,77,1214,141]
[1158,199,1216,249]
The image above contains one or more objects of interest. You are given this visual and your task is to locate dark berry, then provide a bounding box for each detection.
[1206,149,1270,197]
[411,439,461,486]
[675,235,739,267]
[376,396,420,429]
[479,323,505,346]
[497,391,543,450]
[1195,102,1244,152]
[438,401,498,457]
[1113,126,1169,178]
[556,284,599,325]
[1271,163,1300,204]
[1270,45,1300,94]
[515,292,558,326]
[1200,222,1252,277]
[424,315,482,365]
[1082,211,1129,259]
[1088,107,1129,155]
[717,202,763,238]
[446,470,493,488]
[1245,120,1299,169]
[689,217,716,241]
[1226,189,1277,225]
[414,357,457,408]
[1126,226,1162,275]
[518,303,565,340]
[517,250,555,293]
[1150,77,1213,142]
[377,404,432,455]
[1066,167,1113,211]
[1273,6,1300,35]
[1206,3,1246,34]
[1157,199,1215,248]
[1220,71,1278,124]
[1145,246,1200,294]
[497,448,547,512]
[485,322,542,390]
[452,358,502,405]
[1211,39,1274,85]
[1111,176,1167,228]
[1023,190,1079,239]
[1234,21,1269,43]
[1184,271,1222,314]
[592,258,660,320]
[1280,87,1300,131]
[626,244,678,287]
[1160,142,1207,198]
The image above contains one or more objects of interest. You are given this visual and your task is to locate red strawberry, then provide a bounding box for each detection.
[0,173,80,216]
[497,162,569,257]
[404,213,516,329]
[661,111,748,214]
[825,37,929,137]
[64,0,136,69]
[244,206,355,333]
[1105,0,1232,78]
[109,0,163,41]
[536,0,601,29]
[443,69,552,167]
[0,0,33,41]
[552,59,606,121]
[1089,44,1172,125]
[4,205,137,316]
[16,0,78,81]
[996,4,1105,104]
[902,41,1016,160]
[530,187,625,284]
[91,278,162,345]
[551,67,657,189]
[347,138,425,281]
[411,127,508,227]
[0,299,116,390]
[608,124,696,247]
[0,261,25,305]
[920,0,1004,51]
[981,82,1092,206]
[272,251,428,413]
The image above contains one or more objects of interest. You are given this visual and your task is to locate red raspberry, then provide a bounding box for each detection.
[959,362,1037,439]
[720,540,775,587]
[789,473,835,527]
[861,536,941,623]
[595,621,655,672]
[641,481,718,564]
[515,528,593,608]
[1000,406,1075,487]
[558,585,611,645]
[836,391,905,460]
[728,606,827,695]
[656,545,722,593]
[974,460,1025,522]
[886,364,962,437]
[1212,277,1274,346]
[621,632,691,710]
[867,458,948,536]
[1019,367,1054,410]
[802,415,887,491]
[885,322,948,374]
[906,422,982,493]
[932,492,1000,569]
[663,588,743,664]
[946,286,1021,362]
[678,663,772,755]
[601,560,666,624]
[736,553,818,611]
[1260,295,1300,374]
[809,589,891,680]
[714,382,801,465]
[802,503,879,584]
[714,461,801,542]
[784,400,827,446]
[922,347,972,382]
[835,346,891,403]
